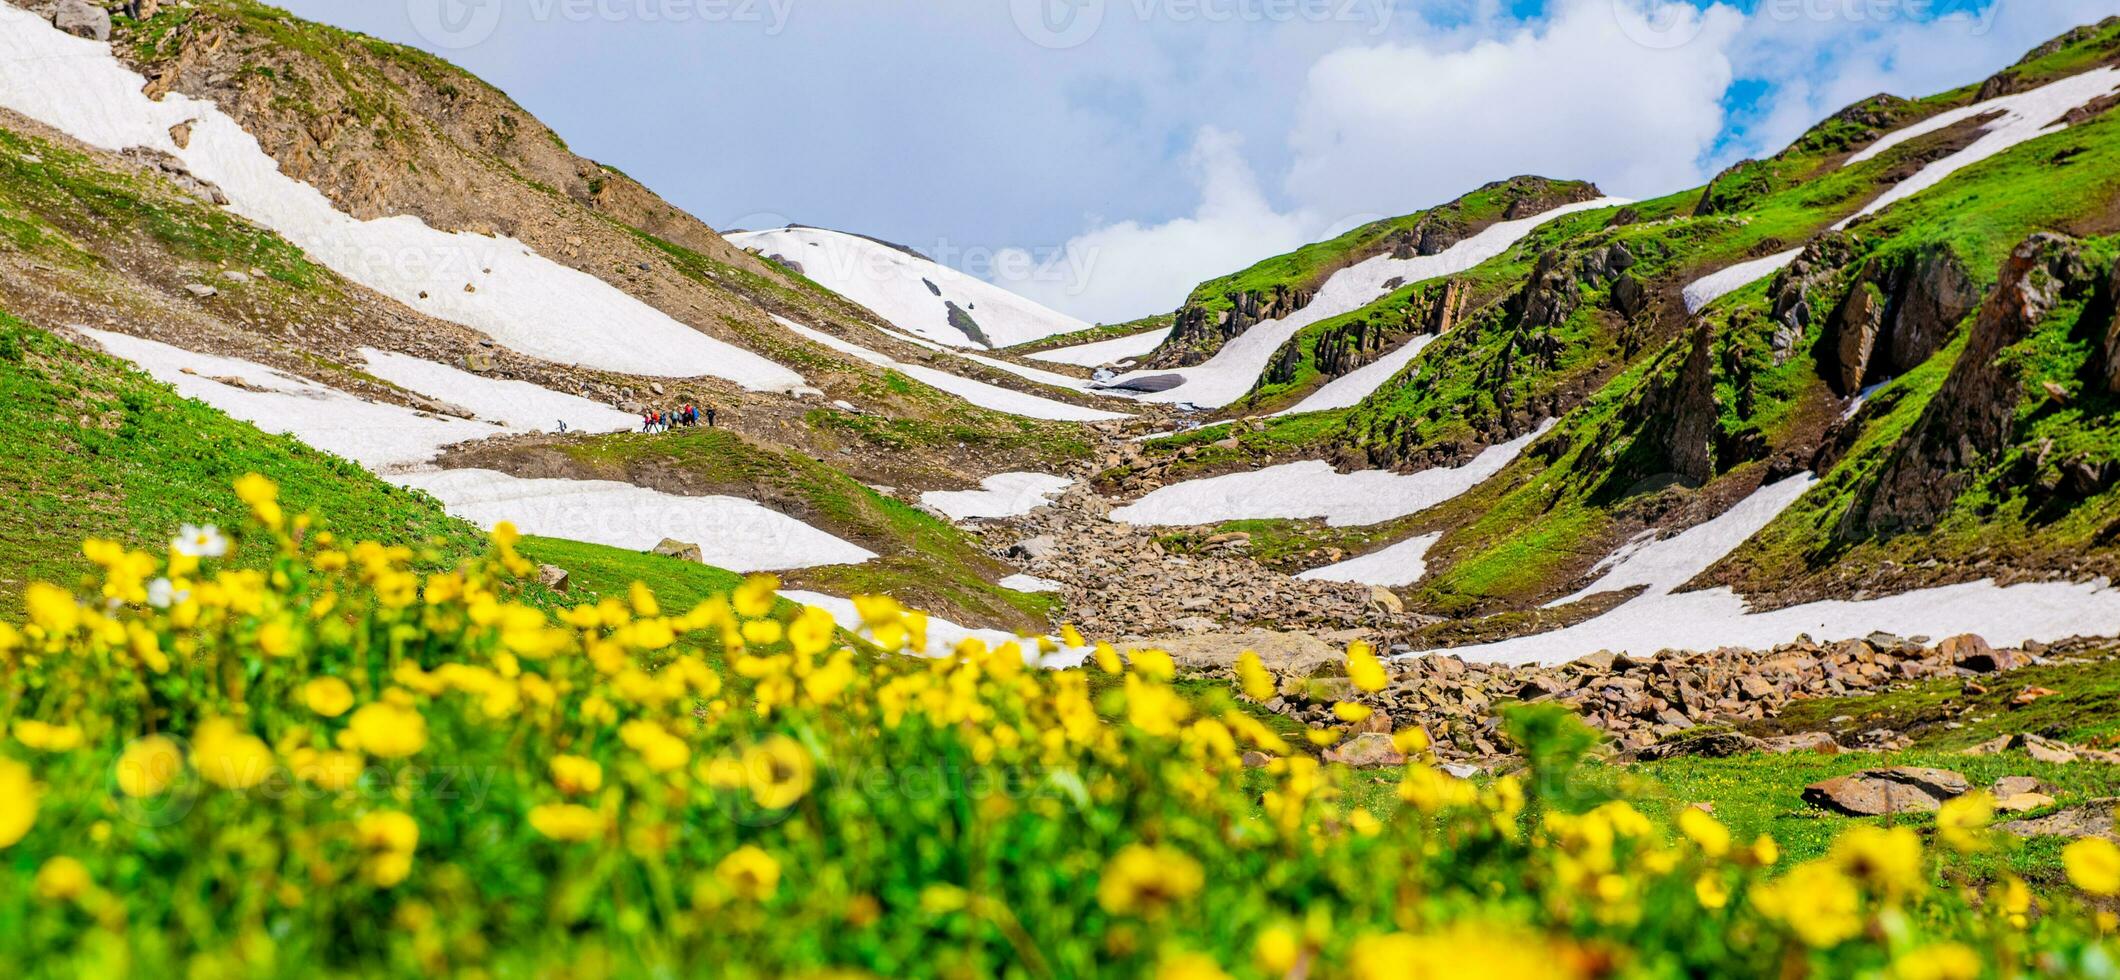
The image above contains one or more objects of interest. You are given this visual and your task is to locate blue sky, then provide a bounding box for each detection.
[277,0,2118,321]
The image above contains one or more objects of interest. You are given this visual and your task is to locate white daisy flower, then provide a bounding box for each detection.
[172,523,229,559]
[147,577,187,609]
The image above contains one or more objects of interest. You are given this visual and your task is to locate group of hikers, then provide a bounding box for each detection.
[642,403,714,433]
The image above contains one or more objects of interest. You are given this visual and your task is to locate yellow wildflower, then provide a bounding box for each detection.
[0,758,37,847]
[116,736,184,797]
[1677,807,1730,859]
[716,845,781,901]
[33,856,90,902]
[550,755,603,796]
[1235,651,1276,701]
[1096,844,1203,917]
[1935,792,1994,854]
[191,717,276,790]
[529,803,603,843]
[303,677,356,718]
[1154,952,1230,980]
[1255,924,1303,975]
[13,720,83,753]
[2064,838,2120,896]
[1891,943,1982,980]
[1345,641,1387,693]
[1832,825,1925,897]
[345,702,428,759]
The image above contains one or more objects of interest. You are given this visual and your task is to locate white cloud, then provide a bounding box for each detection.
[1283,0,1747,215]
[991,127,1328,324]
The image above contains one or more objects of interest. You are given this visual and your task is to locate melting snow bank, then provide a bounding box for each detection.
[774,317,1128,422]
[728,227,1088,349]
[1444,471,2120,665]
[1027,326,1174,367]
[780,590,1088,668]
[1843,66,2120,223]
[1099,198,1626,408]
[1111,423,1549,528]
[84,330,875,572]
[0,7,804,388]
[919,473,1074,521]
[84,329,497,470]
[1549,474,1822,608]
[1443,578,2120,667]
[358,349,638,435]
[398,470,875,572]
[1296,534,1441,588]
[1275,334,1441,416]
[999,574,1065,593]
[1682,249,1803,314]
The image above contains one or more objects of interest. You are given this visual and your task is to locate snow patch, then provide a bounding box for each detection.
[1681,248,1802,314]
[775,316,1128,422]
[1547,473,1819,608]
[0,7,803,388]
[1444,472,2120,665]
[1111,423,1549,528]
[359,349,638,435]
[1296,533,1440,587]
[1027,325,1175,367]
[1000,574,1066,594]
[730,227,1088,349]
[399,470,874,572]
[1274,334,1441,416]
[781,589,1087,668]
[1095,198,1624,408]
[920,473,1074,521]
[1841,66,2120,225]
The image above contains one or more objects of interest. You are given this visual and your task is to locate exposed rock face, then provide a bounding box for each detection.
[2101,257,2120,394]
[1849,235,2095,535]
[1323,733,1407,768]
[2001,799,2120,841]
[1264,278,1466,388]
[1823,247,1977,397]
[1512,250,1581,329]
[53,0,111,41]
[1582,325,1718,489]
[1156,284,1314,368]
[1802,767,1970,816]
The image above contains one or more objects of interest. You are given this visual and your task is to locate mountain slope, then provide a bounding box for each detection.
[729,225,1091,349]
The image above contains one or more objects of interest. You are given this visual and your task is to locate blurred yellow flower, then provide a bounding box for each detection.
[1345,642,1387,694]
[1677,807,1730,859]
[116,736,184,797]
[2064,838,2120,896]
[13,720,83,753]
[0,758,38,847]
[1097,844,1203,917]
[1890,942,1981,980]
[1332,702,1373,724]
[1235,651,1275,701]
[1756,861,1863,948]
[1154,952,1230,980]
[1934,792,1994,854]
[716,845,780,901]
[33,856,90,902]
[529,803,603,843]
[346,702,428,759]
[550,755,603,796]
[191,718,276,790]
[1832,826,1925,897]
[1255,924,1302,974]
[303,677,355,717]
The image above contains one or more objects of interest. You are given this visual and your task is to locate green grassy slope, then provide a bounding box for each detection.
[0,311,480,615]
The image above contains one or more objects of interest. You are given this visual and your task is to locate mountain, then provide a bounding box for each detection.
[728,225,1091,349]
[3,0,2120,664]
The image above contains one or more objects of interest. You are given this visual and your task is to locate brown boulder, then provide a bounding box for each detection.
[2000,799,2119,841]
[652,539,703,563]
[1762,731,1842,755]
[1323,733,1408,769]
[1802,767,1971,816]
[538,564,571,593]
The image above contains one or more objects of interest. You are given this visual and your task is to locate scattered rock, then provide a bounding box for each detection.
[1997,792,2058,814]
[168,121,193,149]
[463,351,496,374]
[1367,587,1405,615]
[1323,733,1407,768]
[52,0,112,41]
[651,539,703,563]
[1762,731,1842,755]
[537,564,570,593]
[1991,775,2053,798]
[182,283,217,298]
[1803,767,1971,816]
[1007,536,1056,561]
[2000,799,2119,841]
[2014,686,2061,706]
[220,270,251,284]
[1240,751,1272,769]
[1640,730,1763,760]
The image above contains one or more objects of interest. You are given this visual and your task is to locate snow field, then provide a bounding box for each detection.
[919,473,1074,521]
[1097,198,1626,408]
[773,317,1129,422]
[1274,334,1441,416]
[1026,325,1175,367]
[729,227,1089,349]
[0,8,805,388]
[1110,424,1549,528]
[1294,533,1441,587]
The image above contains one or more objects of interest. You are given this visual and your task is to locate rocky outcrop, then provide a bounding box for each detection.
[1849,235,2096,535]
[1822,247,1979,396]
[1511,250,1582,329]
[1803,767,1970,815]
[1156,284,1314,368]
[1264,279,1466,388]
[52,0,110,41]
[1978,16,2120,101]
[2101,257,2120,393]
